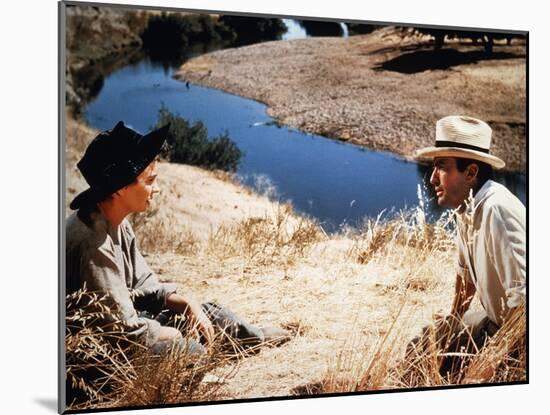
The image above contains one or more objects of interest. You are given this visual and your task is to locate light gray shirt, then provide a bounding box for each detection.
[66,208,177,347]
[456,180,526,326]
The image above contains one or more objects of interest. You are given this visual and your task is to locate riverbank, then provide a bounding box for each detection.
[177,27,526,172]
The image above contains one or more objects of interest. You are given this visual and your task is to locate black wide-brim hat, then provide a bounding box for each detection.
[70,121,170,210]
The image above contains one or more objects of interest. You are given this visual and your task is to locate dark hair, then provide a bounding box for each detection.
[455,157,494,193]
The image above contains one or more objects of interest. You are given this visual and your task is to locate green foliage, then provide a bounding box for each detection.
[296,20,343,37]
[346,23,381,36]
[155,104,242,172]
[141,13,288,58]
[141,13,234,59]
[218,15,287,43]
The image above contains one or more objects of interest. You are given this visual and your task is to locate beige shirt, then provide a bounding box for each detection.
[66,208,177,347]
[456,180,526,326]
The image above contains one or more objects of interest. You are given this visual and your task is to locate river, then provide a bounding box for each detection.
[83,21,526,232]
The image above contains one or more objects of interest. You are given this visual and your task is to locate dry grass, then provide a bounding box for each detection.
[344,187,456,298]
[463,305,526,384]
[130,186,201,257]
[65,288,239,411]
[207,203,324,267]
[65,118,525,408]
[313,303,526,395]
[347,187,455,264]
[282,194,525,396]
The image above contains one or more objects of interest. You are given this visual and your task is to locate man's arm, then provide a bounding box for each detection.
[450,272,477,319]
[486,204,526,325]
[125,222,177,313]
[166,293,215,346]
[81,241,163,347]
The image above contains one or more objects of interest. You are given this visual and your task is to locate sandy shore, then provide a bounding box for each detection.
[177,27,526,173]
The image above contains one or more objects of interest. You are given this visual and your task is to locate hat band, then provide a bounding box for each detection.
[435,140,489,154]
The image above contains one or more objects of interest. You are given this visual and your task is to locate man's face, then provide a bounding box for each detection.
[429,157,472,209]
[117,161,159,213]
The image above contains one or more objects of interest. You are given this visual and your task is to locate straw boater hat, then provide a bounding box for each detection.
[70,121,170,210]
[415,115,505,169]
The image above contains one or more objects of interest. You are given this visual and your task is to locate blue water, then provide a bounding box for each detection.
[84,60,526,232]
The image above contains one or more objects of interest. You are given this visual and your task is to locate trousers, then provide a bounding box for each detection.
[404,309,500,382]
[144,302,265,357]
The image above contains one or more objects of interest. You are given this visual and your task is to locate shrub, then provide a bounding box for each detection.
[154,104,242,172]
[296,20,343,37]
[141,13,234,59]
[218,15,287,43]
[346,23,382,36]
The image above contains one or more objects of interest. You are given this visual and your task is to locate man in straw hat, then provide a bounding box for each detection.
[66,121,290,359]
[406,115,526,379]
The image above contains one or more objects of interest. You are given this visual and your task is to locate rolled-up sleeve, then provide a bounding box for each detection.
[81,237,162,347]
[125,222,177,315]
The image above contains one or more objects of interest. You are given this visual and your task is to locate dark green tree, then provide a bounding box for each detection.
[154,104,242,172]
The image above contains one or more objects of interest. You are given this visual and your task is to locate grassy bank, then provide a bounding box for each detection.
[65,117,525,409]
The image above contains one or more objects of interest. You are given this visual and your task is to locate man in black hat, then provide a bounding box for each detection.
[66,121,290,356]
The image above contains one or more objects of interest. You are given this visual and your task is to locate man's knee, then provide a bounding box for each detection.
[462,310,498,347]
[157,326,184,342]
[201,302,264,347]
[151,331,206,359]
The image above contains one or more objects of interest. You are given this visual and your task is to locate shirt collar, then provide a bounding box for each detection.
[80,205,121,243]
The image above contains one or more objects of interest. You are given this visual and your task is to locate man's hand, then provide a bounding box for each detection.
[450,273,476,319]
[166,293,216,346]
[187,304,216,346]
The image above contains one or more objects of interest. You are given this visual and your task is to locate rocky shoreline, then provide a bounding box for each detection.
[177,27,526,173]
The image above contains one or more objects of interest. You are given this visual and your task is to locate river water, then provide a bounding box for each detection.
[83,22,526,232]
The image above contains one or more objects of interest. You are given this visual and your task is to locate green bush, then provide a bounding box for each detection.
[154,104,242,172]
[218,15,286,43]
[141,13,234,59]
[346,23,382,36]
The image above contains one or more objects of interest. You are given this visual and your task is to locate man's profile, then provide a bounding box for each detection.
[66,121,290,360]
[407,115,526,379]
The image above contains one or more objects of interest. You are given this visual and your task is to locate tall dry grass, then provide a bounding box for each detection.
[311,305,526,395]
[345,186,456,294]
[65,288,237,411]
[302,191,526,394]
[130,184,200,257]
[206,202,324,267]
[463,305,526,384]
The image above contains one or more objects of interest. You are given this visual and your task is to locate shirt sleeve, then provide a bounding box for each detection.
[80,236,162,348]
[455,230,472,284]
[124,221,178,315]
[485,204,526,309]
